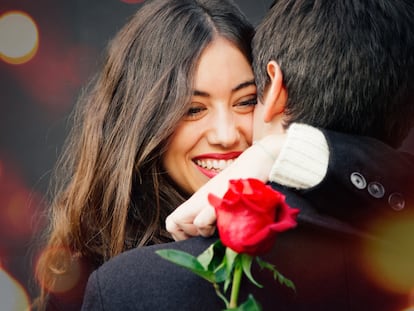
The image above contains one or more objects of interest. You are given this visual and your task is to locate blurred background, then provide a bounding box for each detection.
[1,0,413,308]
[0,0,274,306]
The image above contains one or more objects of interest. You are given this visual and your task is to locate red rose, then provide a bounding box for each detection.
[208,178,299,256]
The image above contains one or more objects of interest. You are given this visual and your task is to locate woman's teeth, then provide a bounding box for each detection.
[195,159,235,171]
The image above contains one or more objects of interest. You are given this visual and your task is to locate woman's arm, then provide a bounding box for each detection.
[166,123,328,240]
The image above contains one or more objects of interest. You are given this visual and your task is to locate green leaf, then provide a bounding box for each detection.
[198,240,226,271]
[241,254,262,288]
[225,248,239,274]
[224,248,239,291]
[256,257,296,292]
[214,261,229,283]
[197,242,216,270]
[195,240,229,283]
[156,249,214,282]
[225,294,262,311]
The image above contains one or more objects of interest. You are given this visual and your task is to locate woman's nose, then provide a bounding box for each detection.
[207,112,240,148]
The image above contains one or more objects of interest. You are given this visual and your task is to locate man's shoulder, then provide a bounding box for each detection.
[83,237,223,310]
[98,236,217,275]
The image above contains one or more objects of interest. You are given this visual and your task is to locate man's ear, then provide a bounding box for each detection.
[263,60,287,123]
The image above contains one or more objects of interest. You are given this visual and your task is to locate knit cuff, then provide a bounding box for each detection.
[269,123,329,189]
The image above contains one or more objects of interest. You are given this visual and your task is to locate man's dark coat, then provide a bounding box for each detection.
[81,131,414,311]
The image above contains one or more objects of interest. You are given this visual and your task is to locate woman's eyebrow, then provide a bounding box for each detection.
[192,79,256,97]
[193,90,210,97]
[232,79,255,92]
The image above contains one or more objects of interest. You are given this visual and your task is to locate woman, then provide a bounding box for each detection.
[34,0,256,309]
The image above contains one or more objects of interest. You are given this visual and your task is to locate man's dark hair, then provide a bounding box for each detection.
[254,0,414,147]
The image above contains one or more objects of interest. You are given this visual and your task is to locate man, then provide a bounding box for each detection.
[81,0,414,310]
[247,0,414,236]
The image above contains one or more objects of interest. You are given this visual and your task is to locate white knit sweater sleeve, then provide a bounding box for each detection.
[269,123,329,189]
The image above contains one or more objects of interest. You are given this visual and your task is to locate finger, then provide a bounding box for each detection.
[198,225,216,238]
[171,230,192,241]
[166,215,200,240]
[165,214,180,234]
[165,201,197,231]
[193,206,217,237]
[171,226,199,241]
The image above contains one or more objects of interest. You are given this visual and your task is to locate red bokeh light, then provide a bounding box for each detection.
[0,156,45,246]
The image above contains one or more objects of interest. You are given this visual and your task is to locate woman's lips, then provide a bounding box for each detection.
[193,152,242,178]
[195,165,220,178]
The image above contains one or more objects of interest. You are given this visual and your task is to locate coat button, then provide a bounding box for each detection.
[367,182,385,198]
[350,172,367,189]
[388,192,405,211]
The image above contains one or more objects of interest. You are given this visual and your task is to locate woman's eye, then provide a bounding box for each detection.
[184,105,207,120]
[239,98,257,107]
[234,98,257,112]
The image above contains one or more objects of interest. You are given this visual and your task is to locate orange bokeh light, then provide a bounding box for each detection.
[35,246,82,294]
[360,214,414,295]
[0,10,39,65]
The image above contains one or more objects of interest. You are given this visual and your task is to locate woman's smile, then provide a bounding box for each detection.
[193,152,242,178]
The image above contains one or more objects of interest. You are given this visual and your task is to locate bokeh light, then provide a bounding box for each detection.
[0,157,45,244]
[361,214,414,295]
[35,246,82,294]
[9,33,95,113]
[401,288,414,311]
[0,267,31,311]
[0,11,39,65]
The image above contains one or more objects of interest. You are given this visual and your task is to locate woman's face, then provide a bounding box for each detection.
[163,37,256,194]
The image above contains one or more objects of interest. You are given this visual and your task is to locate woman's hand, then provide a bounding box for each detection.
[166,188,218,240]
[166,133,286,240]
